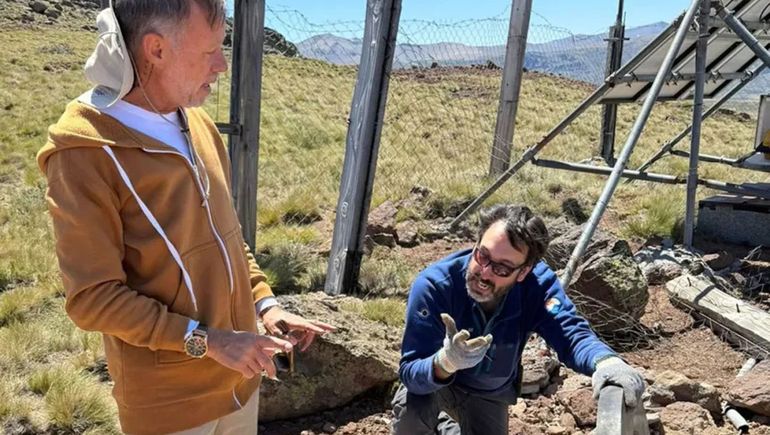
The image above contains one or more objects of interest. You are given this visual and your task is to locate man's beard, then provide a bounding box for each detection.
[465,269,513,304]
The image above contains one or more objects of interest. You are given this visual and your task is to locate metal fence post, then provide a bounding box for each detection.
[488,0,532,177]
[684,0,710,248]
[600,0,626,165]
[325,0,402,295]
[230,0,265,251]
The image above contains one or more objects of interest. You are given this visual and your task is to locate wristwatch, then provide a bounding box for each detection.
[184,324,208,358]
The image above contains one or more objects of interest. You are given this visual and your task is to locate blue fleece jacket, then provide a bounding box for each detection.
[399,249,615,397]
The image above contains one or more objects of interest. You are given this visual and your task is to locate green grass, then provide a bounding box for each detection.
[2,23,770,432]
[339,297,406,327]
[357,247,420,297]
[622,187,687,240]
[44,370,117,433]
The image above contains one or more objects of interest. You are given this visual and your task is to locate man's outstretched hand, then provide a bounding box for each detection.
[261,306,336,351]
[435,313,493,374]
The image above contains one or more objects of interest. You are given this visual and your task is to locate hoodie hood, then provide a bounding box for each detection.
[37,97,167,174]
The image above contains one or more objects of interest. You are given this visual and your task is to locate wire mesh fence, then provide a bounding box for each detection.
[237,4,623,239]
[204,4,770,362]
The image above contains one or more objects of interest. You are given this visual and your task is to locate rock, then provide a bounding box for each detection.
[509,417,545,435]
[258,292,401,421]
[648,385,676,407]
[559,412,577,430]
[543,223,615,271]
[702,251,735,270]
[543,216,573,240]
[634,246,701,285]
[520,335,560,395]
[30,1,47,14]
[555,388,596,427]
[548,226,649,335]
[561,198,588,224]
[395,221,419,247]
[371,233,396,248]
[646,412,661,425]
[44,8,60,18]
[511,400,527,418]
[559,370,591,391]
[653,370,721,413]
[321,422,336,433]
[727,360,770,417]
[366,201,398,237]
[659,402,717,433]
[264,27,299,57]
[545,425,567,435]
[568,239,649,330]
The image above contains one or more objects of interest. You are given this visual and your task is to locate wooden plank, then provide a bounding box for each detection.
[666,274,770,356]
[229,0,265,251]
[325,0,402,295]
[488,0,532,177]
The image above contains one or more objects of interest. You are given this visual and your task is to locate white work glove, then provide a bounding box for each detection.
[592,356,645,407]
[434,313,493,374]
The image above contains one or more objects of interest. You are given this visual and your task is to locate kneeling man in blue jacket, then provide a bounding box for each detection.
[391,204,645,434]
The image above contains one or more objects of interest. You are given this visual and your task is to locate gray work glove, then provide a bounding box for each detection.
[592,356,645,407]
[434,313,493,374]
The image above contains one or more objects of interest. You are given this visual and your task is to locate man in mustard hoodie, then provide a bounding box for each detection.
[36,1,334,433]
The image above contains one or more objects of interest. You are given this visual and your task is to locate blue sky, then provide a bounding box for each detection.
[226,0,691,42]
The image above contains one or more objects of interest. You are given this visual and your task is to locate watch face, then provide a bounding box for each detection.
[185,336,207,358]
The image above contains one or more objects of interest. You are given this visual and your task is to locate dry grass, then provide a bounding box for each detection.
[1,25,770,432]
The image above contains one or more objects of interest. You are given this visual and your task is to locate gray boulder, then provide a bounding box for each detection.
[258,292,401,421]
[543,223,615,271]
[568,239,649,329]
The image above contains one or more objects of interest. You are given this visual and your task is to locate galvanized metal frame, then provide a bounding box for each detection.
[453,0,770,280]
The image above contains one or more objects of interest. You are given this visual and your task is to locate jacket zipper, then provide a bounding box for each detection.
[141,148,235,298]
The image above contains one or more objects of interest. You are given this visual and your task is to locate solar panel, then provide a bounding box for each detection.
[599,0,770,103]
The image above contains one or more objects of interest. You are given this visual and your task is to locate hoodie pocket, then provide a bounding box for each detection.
[156,237,231,365]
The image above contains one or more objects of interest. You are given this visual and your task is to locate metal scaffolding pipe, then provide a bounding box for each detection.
[532,158,685,184]
[669,149,746,165]
[560,0,702,287]
[718,4,770,67]
[449,19,681,228]
[684,0,709,248]
[632,62,766,175]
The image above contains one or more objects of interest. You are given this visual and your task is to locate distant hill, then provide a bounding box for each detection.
[297,22,670,84]
[295,20,770,105]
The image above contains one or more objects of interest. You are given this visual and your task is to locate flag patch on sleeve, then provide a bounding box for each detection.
[545,297,562,314]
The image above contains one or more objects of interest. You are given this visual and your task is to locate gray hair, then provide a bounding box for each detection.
[113,0,226,55]
[476,204,549,267]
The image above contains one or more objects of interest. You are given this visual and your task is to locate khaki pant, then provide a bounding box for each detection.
[167,390,259,435]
